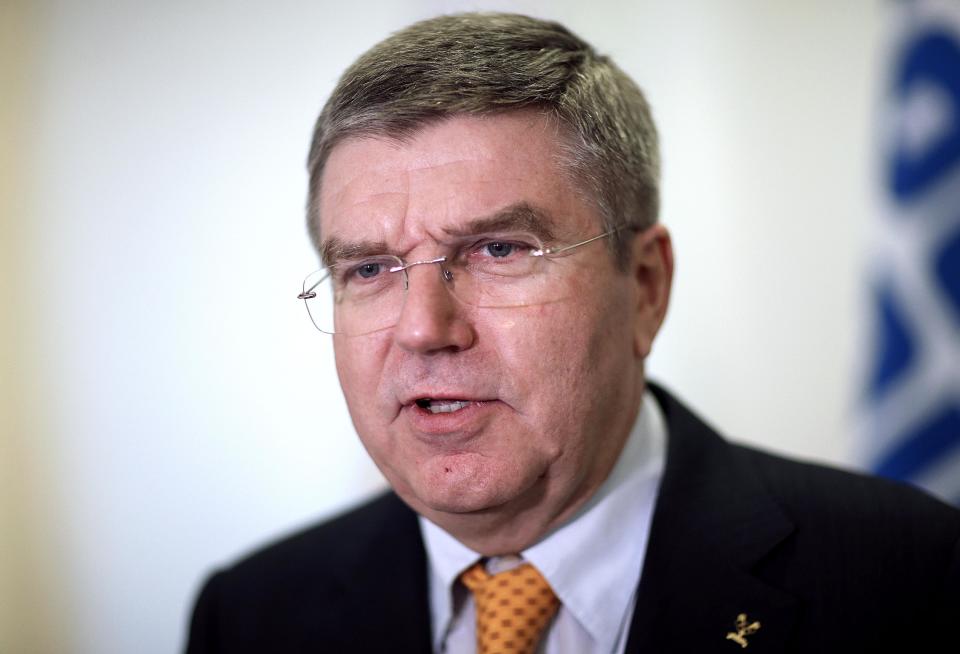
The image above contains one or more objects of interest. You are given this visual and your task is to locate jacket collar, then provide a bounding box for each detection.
[313,492,432,652]
[625,384,799,653]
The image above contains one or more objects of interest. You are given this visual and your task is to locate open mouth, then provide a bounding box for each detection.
[414,398,473,414]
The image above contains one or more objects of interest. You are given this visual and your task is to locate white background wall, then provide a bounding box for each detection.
[2,1,883,652]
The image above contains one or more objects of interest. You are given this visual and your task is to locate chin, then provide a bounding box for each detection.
[401,453,532,516]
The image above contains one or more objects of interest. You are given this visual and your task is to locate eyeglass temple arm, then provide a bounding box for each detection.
[298,272,331,300]
[531,227,624,258]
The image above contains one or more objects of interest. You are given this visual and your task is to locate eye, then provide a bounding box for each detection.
[336,258,395,286]
[471,238,536,261]
[459,237,538,278]
[484,242,515,258]
[356,262,382,278]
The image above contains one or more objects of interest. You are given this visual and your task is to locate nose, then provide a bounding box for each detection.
[393,262,476,353]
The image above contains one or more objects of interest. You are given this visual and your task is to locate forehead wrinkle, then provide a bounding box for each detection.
[405,156,490,174]
[405,149,541,192]
[327,187,409,217]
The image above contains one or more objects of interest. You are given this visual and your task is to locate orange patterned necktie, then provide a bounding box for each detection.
[460,560,560,654]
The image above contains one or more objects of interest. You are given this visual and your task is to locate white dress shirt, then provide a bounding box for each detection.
[419,390,667,654]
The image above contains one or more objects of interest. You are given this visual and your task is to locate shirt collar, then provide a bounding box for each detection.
[420,389,667,653]
[420,511,478,651]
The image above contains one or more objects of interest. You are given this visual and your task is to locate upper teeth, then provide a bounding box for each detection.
[425,400,471,414]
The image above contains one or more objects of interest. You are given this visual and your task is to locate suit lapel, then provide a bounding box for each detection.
[316,493,433,652]
[625,386,800,653]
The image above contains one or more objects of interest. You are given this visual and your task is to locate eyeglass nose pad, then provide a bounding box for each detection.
[442,268,453,282]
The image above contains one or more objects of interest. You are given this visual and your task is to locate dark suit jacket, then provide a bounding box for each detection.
[186,385,960,653]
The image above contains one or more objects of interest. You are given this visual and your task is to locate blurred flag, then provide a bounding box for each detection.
[862,0,960,504]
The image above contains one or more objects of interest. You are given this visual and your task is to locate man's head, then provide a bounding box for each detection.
[307,12,660,265]
[307,14,672,554]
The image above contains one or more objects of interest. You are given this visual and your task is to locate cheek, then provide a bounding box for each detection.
[502,280,634,399]
[333,335,392,426]
[488,303,601,413]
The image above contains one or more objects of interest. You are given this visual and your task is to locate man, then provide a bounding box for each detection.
[186,13,959,653]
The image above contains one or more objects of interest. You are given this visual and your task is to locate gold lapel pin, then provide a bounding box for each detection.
[725,613,761,648]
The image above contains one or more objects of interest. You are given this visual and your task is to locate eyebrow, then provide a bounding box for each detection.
[318,202,557,267]
[318,237,390,268]
[442,203,556,242]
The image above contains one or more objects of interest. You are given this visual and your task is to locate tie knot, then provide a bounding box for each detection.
[459,561,560,654]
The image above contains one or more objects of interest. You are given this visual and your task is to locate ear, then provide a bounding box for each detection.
[630,224,674,359]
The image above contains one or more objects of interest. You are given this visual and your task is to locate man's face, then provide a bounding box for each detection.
[317,112,651,535]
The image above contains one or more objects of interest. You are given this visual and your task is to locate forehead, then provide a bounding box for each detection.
[316,113,600,251]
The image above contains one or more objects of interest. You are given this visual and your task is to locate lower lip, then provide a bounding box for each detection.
[402,400,498,438]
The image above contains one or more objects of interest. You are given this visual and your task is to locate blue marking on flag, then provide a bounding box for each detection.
[867,283,917,400]
[867,7,960,505]
[933,224,960,323]
[890,30,960,203]
[875,406,960,480]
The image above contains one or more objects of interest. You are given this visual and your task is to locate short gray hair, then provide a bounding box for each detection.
[306,12,660,264]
